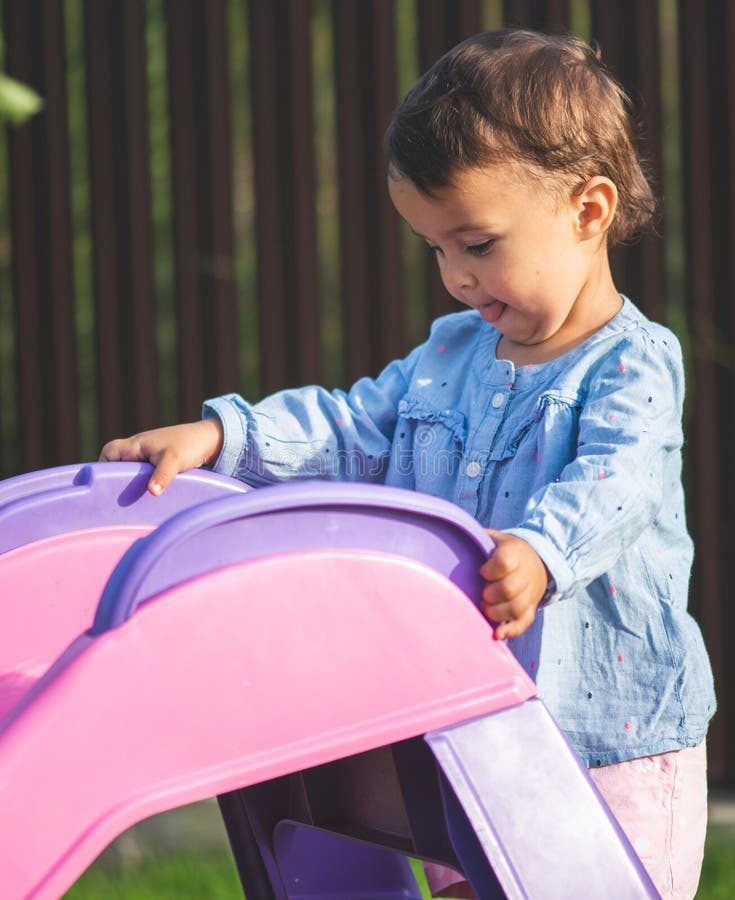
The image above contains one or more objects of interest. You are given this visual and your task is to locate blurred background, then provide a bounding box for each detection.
[0,0,733,895]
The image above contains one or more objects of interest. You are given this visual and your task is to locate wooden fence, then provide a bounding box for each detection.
[1,0,733,785]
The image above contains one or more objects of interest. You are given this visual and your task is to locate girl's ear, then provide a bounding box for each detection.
[573,176,618,240]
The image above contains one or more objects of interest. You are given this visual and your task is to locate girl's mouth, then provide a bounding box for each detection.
[480,299,506,324]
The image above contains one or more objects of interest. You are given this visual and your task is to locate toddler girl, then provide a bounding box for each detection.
[101,29,715,900]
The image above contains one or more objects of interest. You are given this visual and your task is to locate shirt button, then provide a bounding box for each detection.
[491,392,506,408]
[466,461,482,477]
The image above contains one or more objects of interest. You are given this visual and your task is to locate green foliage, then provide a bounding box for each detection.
[0,34,43,124]
[0,72,42,124]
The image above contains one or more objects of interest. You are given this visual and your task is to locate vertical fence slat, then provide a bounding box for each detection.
[201,0,238,398]
[167,0,203,418]
[723,0,735,784]
[85,1,124,441]
[333,0,403,382]
[502,0,533,27]
[370,0,404,366]
[590,0,666,323]
[678,0,725,782]
[418,0,482,65]
[248,0,287,392]
[627,2,666,324]
[122,1,159,431]
[249,0,320,394]
[333,0,372,382]
[5,0,78,471]
[42,0,79,463]
[85,0,157,440]
[417,1,482,327]
[538,0,571,33]
[167,0,237,416]
[4,0,43,471]
[729,2,735,332]
[286,0,321,384]
[502,0,570,31]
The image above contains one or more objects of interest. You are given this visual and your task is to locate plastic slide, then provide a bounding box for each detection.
[0,464,659,899]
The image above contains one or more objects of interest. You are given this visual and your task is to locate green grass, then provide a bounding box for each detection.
[62,804,735,899]
[698,825,735,900]
[65,852,433,899]
[64,852,241,900]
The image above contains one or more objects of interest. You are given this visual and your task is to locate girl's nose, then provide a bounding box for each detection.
[441,256,478,297]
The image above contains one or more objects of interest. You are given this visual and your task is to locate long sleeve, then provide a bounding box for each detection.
[202,344,424,486]
[505,329,686,598]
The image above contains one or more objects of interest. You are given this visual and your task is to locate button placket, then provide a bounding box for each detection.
[458,378,514,514]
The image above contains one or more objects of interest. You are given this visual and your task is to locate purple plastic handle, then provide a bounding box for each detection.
[0,462,248,554]
[91,481,495,635]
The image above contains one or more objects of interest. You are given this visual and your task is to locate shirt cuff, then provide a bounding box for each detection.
[539,577,557,607]
[202,396,248,478]
[502,525,574,601]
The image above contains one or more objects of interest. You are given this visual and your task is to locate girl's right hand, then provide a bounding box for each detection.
[480,530,549,640]
[99,418,224,496]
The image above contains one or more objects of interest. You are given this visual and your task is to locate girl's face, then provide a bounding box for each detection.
[388,163,621,363]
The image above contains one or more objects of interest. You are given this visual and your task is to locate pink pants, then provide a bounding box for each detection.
[425,742,708,900]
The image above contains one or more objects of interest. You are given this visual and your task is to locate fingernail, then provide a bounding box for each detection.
[150,482,162,495]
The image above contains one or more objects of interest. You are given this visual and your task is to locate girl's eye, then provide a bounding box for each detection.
[425,243,441,256]
[466,239,495,256]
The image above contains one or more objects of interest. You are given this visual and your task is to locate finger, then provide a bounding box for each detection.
[480,553,511,582]
[481,583,535,627]
[482,595,516,624]
[148,453,181,496]
[99,440,123,462]
[480,543,520,582]
[99,438,150,463]
[481,569,529,608]
[493,606,537,641]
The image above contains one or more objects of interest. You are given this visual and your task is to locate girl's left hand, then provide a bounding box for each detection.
[480,531,550,640]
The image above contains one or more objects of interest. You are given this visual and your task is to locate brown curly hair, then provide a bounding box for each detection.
[384,29,657,245]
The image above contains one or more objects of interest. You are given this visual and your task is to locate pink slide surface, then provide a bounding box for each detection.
[0,549,532,899]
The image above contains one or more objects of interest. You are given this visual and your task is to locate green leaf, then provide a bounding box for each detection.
[0,73,43,125]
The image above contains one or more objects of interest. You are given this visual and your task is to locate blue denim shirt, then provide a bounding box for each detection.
[204,298,715,766]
